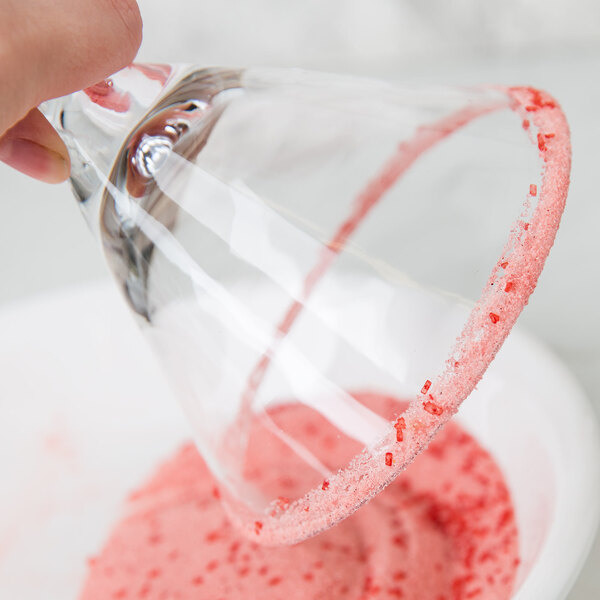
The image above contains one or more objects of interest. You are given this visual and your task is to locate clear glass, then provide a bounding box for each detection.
[42,65,571,544]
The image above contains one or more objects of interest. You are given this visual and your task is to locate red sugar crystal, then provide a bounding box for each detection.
[504,281,514,293]
[464,545,476,568]
[521,87,557,110]
[394,417,407,442]
[205,530,220,543]
[147,568,161,579]
[191,576,204,586]
[522,119,530,129]
[489,313,500,324]
[421,380,432,394]
[206,560,218,572]
[268,576,283,586]
[321,480,330,491]
[537,133,547,151]
[276,496,290,510]
[385,452,393,467]
[500,261,508,269]
[529,184,537,196]
[496,508,514,532]
[423,401,444,416]
[254,521,263,535]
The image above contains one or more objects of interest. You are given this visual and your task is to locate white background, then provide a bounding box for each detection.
[0,1,599,597]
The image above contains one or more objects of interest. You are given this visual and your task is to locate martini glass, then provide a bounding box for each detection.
[41,64,571,545]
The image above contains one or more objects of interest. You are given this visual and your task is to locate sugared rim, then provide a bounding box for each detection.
[224,84,572,546]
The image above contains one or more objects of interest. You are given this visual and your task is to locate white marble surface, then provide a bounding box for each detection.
[0,1,599,597]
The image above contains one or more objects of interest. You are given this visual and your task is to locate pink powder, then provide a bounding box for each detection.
[79,394,519,599]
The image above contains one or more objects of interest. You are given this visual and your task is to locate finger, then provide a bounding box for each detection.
[0,0,143,134]
[0,109,70,184]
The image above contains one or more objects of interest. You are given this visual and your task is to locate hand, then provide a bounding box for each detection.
[0,0,142,183]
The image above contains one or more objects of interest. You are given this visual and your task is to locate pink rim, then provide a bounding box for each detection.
[225,85,571,545]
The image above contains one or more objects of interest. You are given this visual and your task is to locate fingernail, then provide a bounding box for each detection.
[0,137,70,183]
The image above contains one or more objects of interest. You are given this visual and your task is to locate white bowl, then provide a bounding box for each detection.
[0,282,598,599]
[459,328,600,599]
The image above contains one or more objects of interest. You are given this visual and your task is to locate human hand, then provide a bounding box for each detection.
[0,0,142,183]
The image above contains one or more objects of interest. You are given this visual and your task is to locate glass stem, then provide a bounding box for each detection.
[38,64,182,235]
